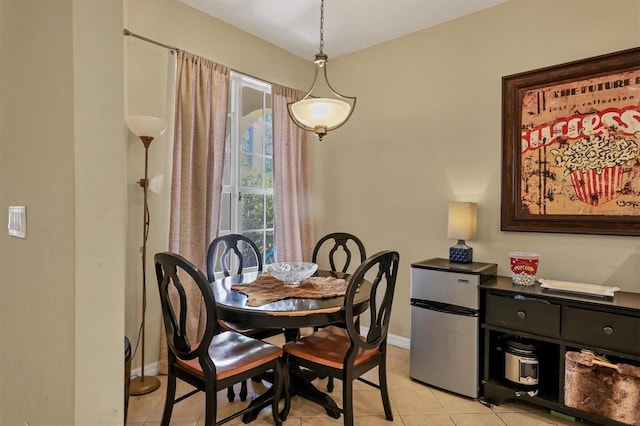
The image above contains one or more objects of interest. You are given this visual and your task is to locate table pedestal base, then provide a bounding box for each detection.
[241,367,340,423]
[291,372,341,418]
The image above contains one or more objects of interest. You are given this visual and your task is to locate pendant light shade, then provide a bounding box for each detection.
[288,1,356,141]
[289,97,351,130]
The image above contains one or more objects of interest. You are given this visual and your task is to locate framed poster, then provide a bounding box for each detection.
[501,47,640,236]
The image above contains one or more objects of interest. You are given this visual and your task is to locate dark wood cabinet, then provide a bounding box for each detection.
[480,276,640,426]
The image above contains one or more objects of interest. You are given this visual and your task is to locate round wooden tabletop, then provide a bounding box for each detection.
[211,270,371,329]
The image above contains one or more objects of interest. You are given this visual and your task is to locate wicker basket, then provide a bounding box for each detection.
[564,351,640,425]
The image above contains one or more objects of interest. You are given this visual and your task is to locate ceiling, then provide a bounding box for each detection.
[179,0,507,59]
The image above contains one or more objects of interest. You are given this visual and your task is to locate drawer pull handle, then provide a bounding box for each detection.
[603,326,614,335]
[458,279,469,283]
[517,311,526,319]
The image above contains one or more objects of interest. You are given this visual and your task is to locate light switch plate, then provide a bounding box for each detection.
[8,206,26,238]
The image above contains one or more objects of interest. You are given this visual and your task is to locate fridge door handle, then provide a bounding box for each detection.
[410,299,478,317]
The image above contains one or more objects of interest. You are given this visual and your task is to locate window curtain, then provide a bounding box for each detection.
[272,84,315,261]
[159,51,229,373]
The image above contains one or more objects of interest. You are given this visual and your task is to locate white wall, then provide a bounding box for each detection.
[313,0,640,339]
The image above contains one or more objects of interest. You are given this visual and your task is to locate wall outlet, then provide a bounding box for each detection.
[8,206,26,238]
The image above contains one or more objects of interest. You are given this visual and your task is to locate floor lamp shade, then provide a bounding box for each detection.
[127,114,166,395]
[447,202,478,264]
[127,115,167,139]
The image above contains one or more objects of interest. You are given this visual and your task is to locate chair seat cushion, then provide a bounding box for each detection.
[283,325,379,369]
[177,331,283,380]
[218,319,269,335]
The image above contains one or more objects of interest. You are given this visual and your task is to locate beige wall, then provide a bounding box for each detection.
[0,0,125,424]
[3,0,634,422]
[125,0,311,372]
[315,0,640,339]
[128,0,640,369]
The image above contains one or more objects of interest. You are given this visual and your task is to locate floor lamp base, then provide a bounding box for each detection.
[129,375,161,396]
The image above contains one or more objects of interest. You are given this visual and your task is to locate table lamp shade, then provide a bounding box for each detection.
[448,202,477,240]
[447,202,477,263]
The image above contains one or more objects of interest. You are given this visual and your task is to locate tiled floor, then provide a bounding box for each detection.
[126,334,590,426]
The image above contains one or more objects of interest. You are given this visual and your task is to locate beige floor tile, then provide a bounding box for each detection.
[497,411,558,425]
[127,344,590,426]
[146,390,205,422]
[431,388,493,414]
[387,371,431,391]
[351,389,391,417]
[449,412,507,425]
[390,388,446,415]
[126,393,162,423]
[302,413,406,425]
[401,414,455,425]
[352,415,400,425]
[144,422,195,426]
[488,399,543,413]
[300,415,342,425]
[292,392,340,418]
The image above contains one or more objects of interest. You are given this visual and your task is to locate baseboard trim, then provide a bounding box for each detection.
[131,361,160,379]
[360,326,410,350]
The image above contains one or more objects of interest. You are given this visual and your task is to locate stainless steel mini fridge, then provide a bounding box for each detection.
[409,258,496,398]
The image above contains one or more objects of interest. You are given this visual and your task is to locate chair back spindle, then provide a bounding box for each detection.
[156,253,218,371]
[345,251,399,352]
[312,232,366,274]
[207,234,264,281]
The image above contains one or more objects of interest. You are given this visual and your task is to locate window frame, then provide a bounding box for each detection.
[220,71,275,267]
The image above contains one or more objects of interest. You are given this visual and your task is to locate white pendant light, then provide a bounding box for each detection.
[288,0,356,141]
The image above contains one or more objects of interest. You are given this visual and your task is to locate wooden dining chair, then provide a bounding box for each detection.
[207,233,285,402]
[283,250,400,426]
[312,232,367,275]
[155,252,289,426]
[311,232,367,391]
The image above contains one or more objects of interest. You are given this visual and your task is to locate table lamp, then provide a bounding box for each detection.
[448,202,477,264]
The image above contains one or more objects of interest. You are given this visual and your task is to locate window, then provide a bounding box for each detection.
[220,72,275,267]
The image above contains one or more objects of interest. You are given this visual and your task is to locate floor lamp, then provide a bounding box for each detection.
[127,115,167,395]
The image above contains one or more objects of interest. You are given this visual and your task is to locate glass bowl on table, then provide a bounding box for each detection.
[265,262,318,287]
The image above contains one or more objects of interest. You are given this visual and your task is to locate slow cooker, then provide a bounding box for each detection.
[504,337,539,387]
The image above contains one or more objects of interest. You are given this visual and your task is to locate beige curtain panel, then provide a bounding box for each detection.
[272,84,314,262]
[157,56,314,373]
[160,51,230,373]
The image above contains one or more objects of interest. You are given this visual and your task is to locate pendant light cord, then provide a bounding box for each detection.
[319,0,325,54]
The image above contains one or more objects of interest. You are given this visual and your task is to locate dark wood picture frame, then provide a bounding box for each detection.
[501,47,640,236]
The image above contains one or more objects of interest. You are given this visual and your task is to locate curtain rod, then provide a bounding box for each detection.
[123,28,272,87]
[123,29,180,52]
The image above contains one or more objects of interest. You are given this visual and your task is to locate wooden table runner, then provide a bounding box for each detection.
[231,274,348,307]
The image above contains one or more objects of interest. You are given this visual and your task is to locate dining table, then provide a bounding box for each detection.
[211,269,372,422]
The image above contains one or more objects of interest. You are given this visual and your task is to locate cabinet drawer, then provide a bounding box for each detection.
[486,293,560,337]
[563,307,640,355]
